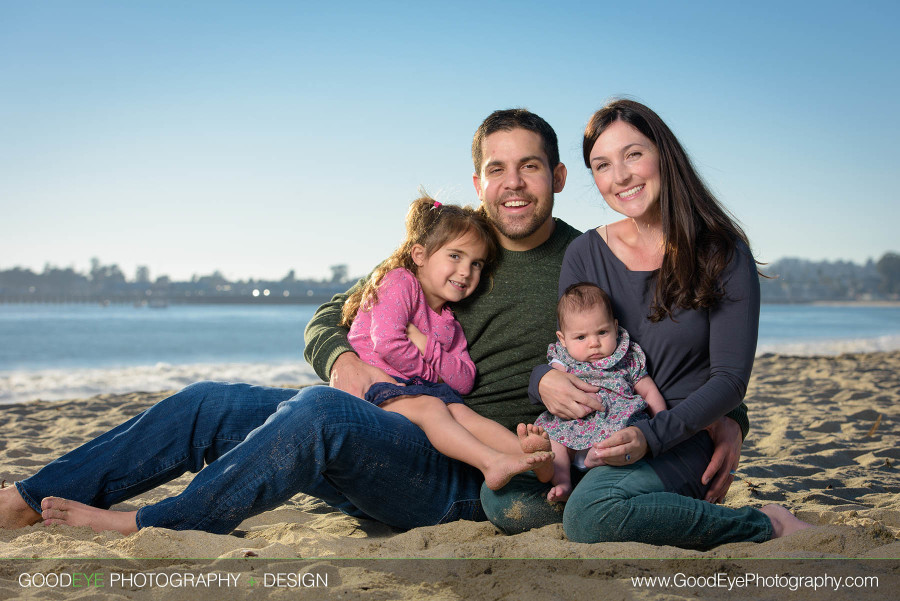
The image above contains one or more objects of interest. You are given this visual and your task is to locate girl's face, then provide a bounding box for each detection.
[556,306,618,363]
[412,231,488,312]
[588,120,661,222]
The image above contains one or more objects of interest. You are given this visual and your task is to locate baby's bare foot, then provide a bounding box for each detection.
[517,423,552,453]
[0,485,41,529]
[41,497,138,535]
[547,483,572,503]
[483,451,555,491]
[760,504,812,538]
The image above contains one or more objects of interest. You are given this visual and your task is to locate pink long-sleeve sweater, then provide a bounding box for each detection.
[347,268,476,394]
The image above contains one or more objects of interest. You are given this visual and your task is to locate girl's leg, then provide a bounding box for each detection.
[447,404,554,483]
[383,396,552,490]
[546,443,575,502]
[563,461,775,549]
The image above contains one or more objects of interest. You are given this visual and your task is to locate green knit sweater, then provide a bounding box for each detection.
[303,218,749,435]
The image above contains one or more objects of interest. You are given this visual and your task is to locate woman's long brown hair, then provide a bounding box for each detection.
[583,99,757,322]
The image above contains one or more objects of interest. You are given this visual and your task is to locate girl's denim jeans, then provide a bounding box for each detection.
[16,382,486,534]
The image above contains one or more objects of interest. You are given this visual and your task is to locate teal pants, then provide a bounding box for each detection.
[480,461,772,550]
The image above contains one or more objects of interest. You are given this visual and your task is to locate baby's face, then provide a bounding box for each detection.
[557,307,618,363]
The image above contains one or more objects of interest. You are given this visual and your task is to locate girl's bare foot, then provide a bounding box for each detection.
[547,483,572,503]
[516,424,554,482]
[483,451,555,491]
[516,423,551,453]
[0,485,41,529]
[41,497,138,535]
[760,504,812,538]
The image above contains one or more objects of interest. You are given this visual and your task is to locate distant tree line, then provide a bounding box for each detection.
[0,259,356,305]
[759,252,900,302]
[3,254,899,305]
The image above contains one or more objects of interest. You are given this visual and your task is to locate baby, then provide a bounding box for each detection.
[535,282,667,502]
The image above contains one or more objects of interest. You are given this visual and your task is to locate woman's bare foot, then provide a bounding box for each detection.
[0,485,41,529]
[760,504,812,538]
[41,497,138,535]
[483,451,555,491]
[516,424,554,482]
[547,483,572,503]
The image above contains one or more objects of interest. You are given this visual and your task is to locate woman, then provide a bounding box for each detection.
[480,99,810,549]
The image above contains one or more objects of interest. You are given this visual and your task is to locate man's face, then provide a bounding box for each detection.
[473,128,566,251]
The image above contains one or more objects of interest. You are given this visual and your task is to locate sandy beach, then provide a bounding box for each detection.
[1,352,898,599]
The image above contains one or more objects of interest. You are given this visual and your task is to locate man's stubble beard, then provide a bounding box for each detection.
[484,193,554,241]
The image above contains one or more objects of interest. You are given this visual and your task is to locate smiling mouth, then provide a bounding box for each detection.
[616,184,644,200]
[449,280,467,291]
[502,199,529,208]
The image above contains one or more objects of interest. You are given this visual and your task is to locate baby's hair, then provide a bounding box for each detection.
[557,282,614,331]
[341,194,499,327]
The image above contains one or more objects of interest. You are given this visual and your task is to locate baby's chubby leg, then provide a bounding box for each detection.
[547,441,575,503]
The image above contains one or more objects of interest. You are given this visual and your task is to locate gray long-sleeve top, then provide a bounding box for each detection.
[529,229,759,495]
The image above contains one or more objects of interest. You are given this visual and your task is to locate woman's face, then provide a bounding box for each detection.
[588,120,660,222]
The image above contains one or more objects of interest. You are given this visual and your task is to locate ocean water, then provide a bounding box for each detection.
[2,303,899,405]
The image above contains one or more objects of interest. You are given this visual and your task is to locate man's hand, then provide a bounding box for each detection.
[406,323,427,355]
[584,426,648,468]
[329,352,395,399]
[538,369,603,420]
[702,416,743,503]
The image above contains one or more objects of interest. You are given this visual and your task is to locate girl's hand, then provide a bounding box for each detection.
[538,369,603,419]
[584,426,648,468]
[406,323,427,355]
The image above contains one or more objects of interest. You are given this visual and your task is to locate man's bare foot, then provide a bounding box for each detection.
[760,504,812,538]
[516,424,555,482]
[547,483,572,503]
[483,451,555,491]
[0,485,41,529]
[41,497,138,535]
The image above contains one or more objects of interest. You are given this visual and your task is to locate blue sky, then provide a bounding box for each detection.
[2,1,897,281]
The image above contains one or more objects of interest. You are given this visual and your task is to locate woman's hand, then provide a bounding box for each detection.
[702,416,743,503]
[584,426,648,468]
[406,323,427,355]
[538,369,603,419]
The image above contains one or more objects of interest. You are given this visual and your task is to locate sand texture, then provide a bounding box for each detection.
[1,352,899,599]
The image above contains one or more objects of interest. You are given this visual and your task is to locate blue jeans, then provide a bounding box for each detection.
[16,382,486,534]
[480,461,772,550]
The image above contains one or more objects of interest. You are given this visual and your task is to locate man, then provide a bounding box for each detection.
[0,109,743,535]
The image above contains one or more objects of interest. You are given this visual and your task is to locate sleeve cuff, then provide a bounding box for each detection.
[634,420,662,458]
[322,343,357,382]
[528,364,553,405]
[725,402,750,440]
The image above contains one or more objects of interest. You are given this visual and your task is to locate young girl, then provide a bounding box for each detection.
[341,195,554,490]
[535,282,667,502]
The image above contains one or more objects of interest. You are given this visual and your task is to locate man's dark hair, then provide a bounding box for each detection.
[472,108,560,173]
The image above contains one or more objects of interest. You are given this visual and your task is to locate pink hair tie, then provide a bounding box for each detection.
[431,201,442,210]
